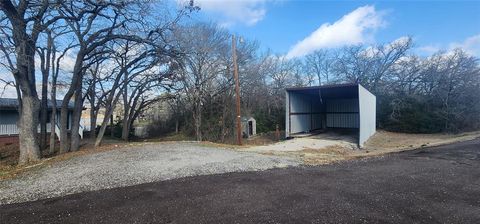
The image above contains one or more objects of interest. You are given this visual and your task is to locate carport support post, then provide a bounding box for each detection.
[285,90,290,138]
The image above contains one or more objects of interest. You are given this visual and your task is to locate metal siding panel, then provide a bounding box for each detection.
[311,98,322,113]
[326,114,359,128]
[325,99,359,128]
[290,114,310,133]
[359,84,376,147]
[311,114,322,130]
[326,99,358,112]
[290,92,311,113]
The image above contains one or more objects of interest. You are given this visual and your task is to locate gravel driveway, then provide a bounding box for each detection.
[0,142,300,204]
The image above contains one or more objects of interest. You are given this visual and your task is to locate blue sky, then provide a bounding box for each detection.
[186,0,480,57]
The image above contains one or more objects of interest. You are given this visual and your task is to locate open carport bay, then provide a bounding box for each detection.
[285,83,376,147]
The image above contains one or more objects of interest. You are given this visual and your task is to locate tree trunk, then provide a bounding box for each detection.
[89,80,97,141]
[220,95,228,142]
[59,100,70,153]
[121,117,129,141]
[95,95,121,147]
[39,33,52,151]
[175,118,179,134]
[70,85,83,151]
[60,51,85,153]
[18,95,41,164]
[14,40,41,164]
[40,75,48,151]
[89,106,97,141]
[95,113,111,148]
[194,102,202,141]
[49,99,57,155]
[110,114,115,138]
[49,55,57,155]
[49,44,59,155]
[121,71,129,141]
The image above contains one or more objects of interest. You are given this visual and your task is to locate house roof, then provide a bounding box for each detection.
[0,98,75,110]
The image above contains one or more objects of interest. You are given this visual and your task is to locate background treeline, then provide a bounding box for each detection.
[154,26,480,142]
[1,1,479,165]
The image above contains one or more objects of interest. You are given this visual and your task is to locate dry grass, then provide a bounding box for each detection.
[365,130,480,152]
[142,133,195,142]
[299,145,351,165]
[244,131,284,146]
[255,130,480,166]
[0,139,135,180]
[0,143,20,167]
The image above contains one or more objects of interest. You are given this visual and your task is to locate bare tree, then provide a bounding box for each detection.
[305,49,334,85]
[36,29,53,151]
[0,0,69,164]
[174,23,230,141]
[58,1,147,152]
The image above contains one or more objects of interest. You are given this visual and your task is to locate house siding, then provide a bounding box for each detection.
[0,110,70,136]
[0,110,18,125]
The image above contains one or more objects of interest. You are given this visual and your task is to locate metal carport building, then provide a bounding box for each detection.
[285,83,376,147]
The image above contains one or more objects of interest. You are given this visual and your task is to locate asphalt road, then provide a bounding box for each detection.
[1,139,479,224]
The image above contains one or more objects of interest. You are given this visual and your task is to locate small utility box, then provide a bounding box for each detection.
[241,116,256,138]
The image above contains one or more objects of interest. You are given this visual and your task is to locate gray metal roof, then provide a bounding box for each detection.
[0,98,75,110]
[285,83,366,99]
[285,83,359,91]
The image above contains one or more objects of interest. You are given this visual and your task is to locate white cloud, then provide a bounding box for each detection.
[286,5,386,59]
[179,0,270,26]
[416,45,441,55]
[449,34,480,56]
[416,34,480,57]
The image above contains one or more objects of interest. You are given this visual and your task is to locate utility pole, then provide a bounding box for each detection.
[232,34,242,145]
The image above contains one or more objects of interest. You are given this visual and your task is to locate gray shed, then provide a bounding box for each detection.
[241,116,256,138]
[285,83,376,147]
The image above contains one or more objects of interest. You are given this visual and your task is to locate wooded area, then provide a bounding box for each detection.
[1,0,479,165]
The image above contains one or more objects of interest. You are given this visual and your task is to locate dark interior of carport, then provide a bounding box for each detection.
[286,84,360,139]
